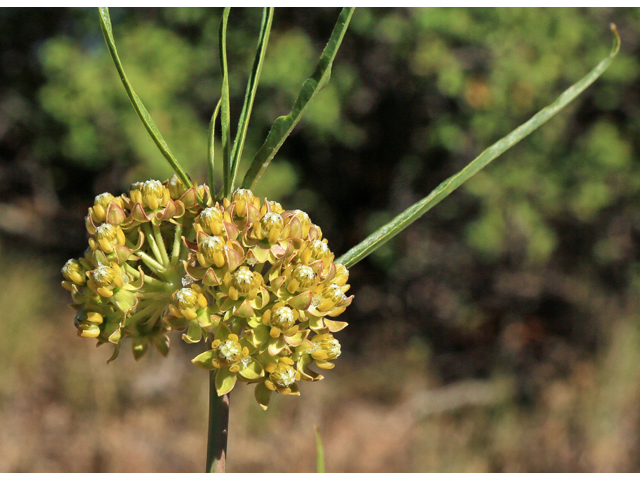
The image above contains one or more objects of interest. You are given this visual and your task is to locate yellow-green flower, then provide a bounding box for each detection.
[264,356,301,395]
[89,192,126,225]
[308,333,341,369]
[89,223,126,254]
[264,304,298,337]
[87,262,124,298]
[229,188,259,218]
[74,309,104,338]
[169,285,208,320]
[64,181,352,408]
[192,323,264,395]
[224,266,263,301]
[195,206,225,236]
[130,179,170,211]
[61,258,87,287]
[254,212,284,244]
[286,264,317,294]
[196,234,226,268]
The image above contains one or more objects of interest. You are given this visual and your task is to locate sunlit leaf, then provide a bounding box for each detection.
[219,7,232,198]
[97,7,199,202]
[241,7,356,191]
[228,7,274,194]
[337,25,621,269]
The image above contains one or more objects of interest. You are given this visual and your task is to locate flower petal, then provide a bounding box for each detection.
[215,366,237,396]
[254,381,272,410]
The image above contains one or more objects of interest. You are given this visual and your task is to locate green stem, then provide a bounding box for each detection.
[138,251,167,277]
[142,223,165,266]
[208,99,222,198]
[123,263,163,287]
[206,371,229,473]
[152,224,171,267]
[171,223,184,266]
[315,425,325,473]
[125,302,158,325]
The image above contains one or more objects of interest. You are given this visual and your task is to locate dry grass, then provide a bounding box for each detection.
[2,251,640,472]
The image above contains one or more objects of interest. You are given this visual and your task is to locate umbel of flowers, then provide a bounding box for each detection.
[61,176,353,409]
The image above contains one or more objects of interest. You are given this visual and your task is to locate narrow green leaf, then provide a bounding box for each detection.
[208,99,222,197]
[228,7,274,194]
[242,7,355,191]
[337,25,621,269]
[219,8,232,199]
[315,425,325,473]
[97,8,198,200]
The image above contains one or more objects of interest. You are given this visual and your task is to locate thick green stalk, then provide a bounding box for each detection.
[206,371,229,473]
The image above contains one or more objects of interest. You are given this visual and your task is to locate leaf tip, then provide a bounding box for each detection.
[610,23,621,56]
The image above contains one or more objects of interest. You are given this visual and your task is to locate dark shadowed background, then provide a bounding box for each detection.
[1,7,640,472]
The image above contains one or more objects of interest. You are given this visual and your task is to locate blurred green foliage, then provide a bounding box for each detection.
[30,8,638,261]
[2,4,640,443]
[3,7,640,472]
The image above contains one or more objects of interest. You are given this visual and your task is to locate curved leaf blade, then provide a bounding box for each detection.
[97,7,197,197]
[242,7,355,191]
[219,8,232,199]
[228,7,274,195]
[337,25,621,269]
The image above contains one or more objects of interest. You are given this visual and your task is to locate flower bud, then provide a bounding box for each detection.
[270,305,295,332]
[231,189,257,218]
[171,286,208,320]
[259,212,284,243]
[62,258,86,285]
[231,266,255,295]
[130,179,170,211]
[196,207,224,236]
[270,361,297,388]
[288,264,316,293]
[197,235,226,268]
[167,174,187,199]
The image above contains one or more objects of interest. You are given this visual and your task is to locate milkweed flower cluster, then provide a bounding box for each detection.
[61,176,353,408]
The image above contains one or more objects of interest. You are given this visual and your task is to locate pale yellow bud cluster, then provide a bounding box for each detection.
[64,179,352,408]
